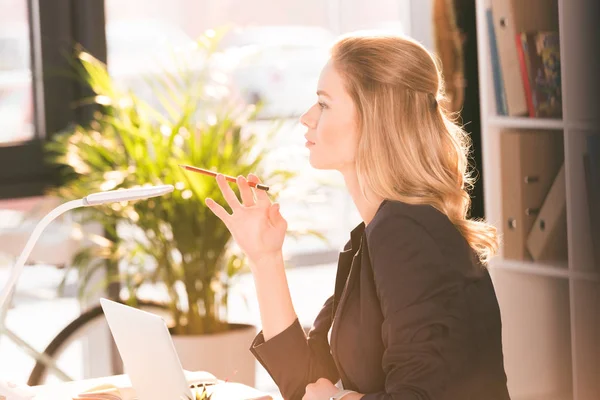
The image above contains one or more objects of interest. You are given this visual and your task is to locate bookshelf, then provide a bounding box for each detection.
[475,0,599,399]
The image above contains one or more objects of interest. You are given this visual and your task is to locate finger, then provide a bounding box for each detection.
[248,173,270,206]
[237,175,255,207]
[205,198,231,225]
[303,385,312,400]
[268,203,287,230]
[216,174,242,211]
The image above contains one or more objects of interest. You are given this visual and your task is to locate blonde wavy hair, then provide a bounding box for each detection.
[330,32,499,265]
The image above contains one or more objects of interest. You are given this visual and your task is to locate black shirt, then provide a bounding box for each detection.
[250,199,511,400]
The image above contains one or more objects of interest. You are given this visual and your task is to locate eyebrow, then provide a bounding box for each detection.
[317,90,331,98]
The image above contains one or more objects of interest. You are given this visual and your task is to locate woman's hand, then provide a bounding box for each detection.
[302,378,339,400]
[205,173,287,266]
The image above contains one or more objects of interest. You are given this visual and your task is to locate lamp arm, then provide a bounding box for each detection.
[0,199,86,311]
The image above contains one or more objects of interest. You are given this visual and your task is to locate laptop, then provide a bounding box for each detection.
[99,298,216,400]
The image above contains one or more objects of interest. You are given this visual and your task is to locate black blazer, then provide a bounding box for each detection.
[250,200,511,400]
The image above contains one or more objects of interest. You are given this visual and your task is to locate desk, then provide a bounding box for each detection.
[31,373,273,400]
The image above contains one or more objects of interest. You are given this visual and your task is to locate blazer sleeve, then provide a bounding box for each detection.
[362,214,470,400]
[249,295,339,400]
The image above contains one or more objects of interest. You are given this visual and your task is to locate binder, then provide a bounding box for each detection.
[526,163,568,262]
[490,0,558,116]
[500,129,564,260]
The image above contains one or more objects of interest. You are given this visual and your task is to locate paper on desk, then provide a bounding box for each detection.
[71,370,219,400]
[205,382,272,400]
[71,383,135,400]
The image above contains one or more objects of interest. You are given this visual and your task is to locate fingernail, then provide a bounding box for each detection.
[205,198,213,205]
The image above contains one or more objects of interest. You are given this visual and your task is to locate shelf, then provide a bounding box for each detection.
[490,258,600,282]
[513,393,573,400]
[488,116,564,130]
[567,269,600,283]
[491,258,568,278]
[488,116,599,132]
[564,121,600,132]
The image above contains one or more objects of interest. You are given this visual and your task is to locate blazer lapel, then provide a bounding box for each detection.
[332,246,355,319]
[332,222,365,319]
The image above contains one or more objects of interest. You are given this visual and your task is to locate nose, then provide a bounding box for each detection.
[300,104,319,129]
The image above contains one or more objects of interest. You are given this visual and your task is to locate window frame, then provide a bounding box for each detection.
[0,0,107,200]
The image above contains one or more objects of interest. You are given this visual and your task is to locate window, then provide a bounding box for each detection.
[0,0,49,201]
[0,0,34,145]
[103,0,416,263]
[0,0,108,200]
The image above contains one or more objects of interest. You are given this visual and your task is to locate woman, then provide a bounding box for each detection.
[205,32,511,400]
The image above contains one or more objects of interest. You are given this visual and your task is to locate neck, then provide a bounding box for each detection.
[340,166,384,226]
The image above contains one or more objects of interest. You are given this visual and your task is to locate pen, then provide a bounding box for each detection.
[179,165,270,191]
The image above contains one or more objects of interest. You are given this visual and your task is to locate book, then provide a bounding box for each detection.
[515,32,535,118]
[490,0,558,116]
[517,31,562,118]
[486,7,508,115]
[490,0,528,116]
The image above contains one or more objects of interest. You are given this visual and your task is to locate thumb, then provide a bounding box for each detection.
[268,203,286,229]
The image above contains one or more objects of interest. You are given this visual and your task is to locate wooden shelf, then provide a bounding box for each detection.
[567,269,600,282]
[490,259,600,282]
[564,121,600,132]
[488,116,564,130]
[491,258,569,278]
[513,394,573,400]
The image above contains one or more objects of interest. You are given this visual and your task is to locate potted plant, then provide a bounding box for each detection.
[44,28,318,385]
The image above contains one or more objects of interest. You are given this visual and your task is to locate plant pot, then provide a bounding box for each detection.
[171,323,258,387]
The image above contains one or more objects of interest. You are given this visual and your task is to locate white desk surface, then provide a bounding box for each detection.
[31,373,272,400]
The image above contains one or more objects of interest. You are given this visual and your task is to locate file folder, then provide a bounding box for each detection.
[500,129,564,260]
[526,163,568,262]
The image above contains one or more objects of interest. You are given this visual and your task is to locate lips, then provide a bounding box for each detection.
[304,135,315,145]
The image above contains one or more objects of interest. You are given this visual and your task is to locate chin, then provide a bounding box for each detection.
[308,153,327,170]
[308,154,339,171]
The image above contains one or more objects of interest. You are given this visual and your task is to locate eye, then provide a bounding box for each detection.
[318,101,327,109]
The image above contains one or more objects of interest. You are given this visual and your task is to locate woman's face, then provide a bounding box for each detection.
[300,59,359,172]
